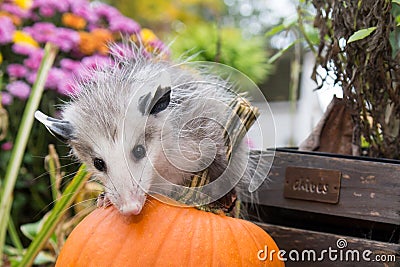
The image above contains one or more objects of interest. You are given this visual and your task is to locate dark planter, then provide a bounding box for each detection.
[246,148,400,266]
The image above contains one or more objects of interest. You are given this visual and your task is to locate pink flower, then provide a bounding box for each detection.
[57,79,77,96]
[0,16,16,44]
[46,68,68,90]
[12,43,38,56]
[7,64,28,78]
[53,28,79,52]
[1,92,13,106]
[24,23,79,52]
[24,22,56,43]
[39,5,56,17]
[0,3,30,19]
[93,3,120,21]
[69,0,97,23]
[6,81,31,100]
[109,17,140,34]
[60,58,82,73]
[81,54,113,70]
[26,72,37,84]
[23,49,44,70]
[32,0,69,16]
[1,142,13,151]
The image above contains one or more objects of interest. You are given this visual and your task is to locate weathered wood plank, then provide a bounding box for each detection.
[248,150,400,225]
[257,223,400,267]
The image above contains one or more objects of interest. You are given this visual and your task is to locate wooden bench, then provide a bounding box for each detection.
[245,149,400,266]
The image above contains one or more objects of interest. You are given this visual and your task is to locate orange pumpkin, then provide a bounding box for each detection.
[56,197,284,266]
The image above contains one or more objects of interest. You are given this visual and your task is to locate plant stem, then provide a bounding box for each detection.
[0,43,58,266]
[47,144,61,201]
[18,165,90,267]
[7,218,23,253]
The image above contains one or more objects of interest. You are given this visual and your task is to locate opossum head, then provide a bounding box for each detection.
[35,47,253,215]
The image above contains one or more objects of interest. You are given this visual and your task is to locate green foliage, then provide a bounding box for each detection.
[264,2,319,62]
[347,27,377,43]
[0,43,59,262]
[108,0,225,35]
[170,23,272,84]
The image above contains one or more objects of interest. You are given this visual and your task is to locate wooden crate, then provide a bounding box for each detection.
[245,149,400,266]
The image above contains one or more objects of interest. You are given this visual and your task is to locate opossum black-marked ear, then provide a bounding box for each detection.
[138,70,171,115]
[149,86,171,115]
[138,88,171,115]
[34,111,74,141]
[145,70,172,115]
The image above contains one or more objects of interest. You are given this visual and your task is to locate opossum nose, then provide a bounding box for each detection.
[119,201,143,216]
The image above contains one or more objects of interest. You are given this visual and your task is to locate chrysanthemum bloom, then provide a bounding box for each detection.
[1,141,13,151]
[12,30,38,47]
[1,92,13,106]
[6,81,31,100]
[62,13,87,30]
[7,64,28,78]
[0,16,16,44]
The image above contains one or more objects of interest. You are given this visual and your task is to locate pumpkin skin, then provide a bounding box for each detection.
[56,198,284,266]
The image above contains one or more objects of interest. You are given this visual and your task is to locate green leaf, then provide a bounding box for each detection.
[265,20,296,38]
[20,221,40,241]
[265,24,286,37]
[347,27,377,43]
[33,251,55,265]
[393,0,400,5]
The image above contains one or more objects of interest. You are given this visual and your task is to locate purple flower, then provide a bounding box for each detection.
[60,58,82,74]
[7,64,28,78]
[52,28,79,52]
[32,0,69,15]
[12,43,38,55]
[109,17,140,34]
[46,68,67,89]
[110,42,135,58]
[24,22,55,43]
[69,0,97,23]
[1,141,13,151]
[93,3,120,21]
[24,23,79,52]
[57,79,77,95]
[26,72,37,84]
[23,49,44,70]
[0,16,16,44]
[81,54,113,70]
[1,92,13,106]
[39,5,56,17]
[0,3,31,19]
[6,81,31,100]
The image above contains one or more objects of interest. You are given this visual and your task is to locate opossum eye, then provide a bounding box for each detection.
[93,158,107,172]
[132,145,146,160]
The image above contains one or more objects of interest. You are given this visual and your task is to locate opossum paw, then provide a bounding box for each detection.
[97,192,112,208]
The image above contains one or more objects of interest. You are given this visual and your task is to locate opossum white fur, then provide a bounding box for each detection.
[35,43,269,216]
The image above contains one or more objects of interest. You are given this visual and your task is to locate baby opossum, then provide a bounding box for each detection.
[35,43,268,216]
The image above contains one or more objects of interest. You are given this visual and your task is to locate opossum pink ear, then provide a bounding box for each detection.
[34,111,74,141]
[139,70,171,115]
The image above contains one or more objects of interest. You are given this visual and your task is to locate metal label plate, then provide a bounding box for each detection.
[284,166,342,204]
